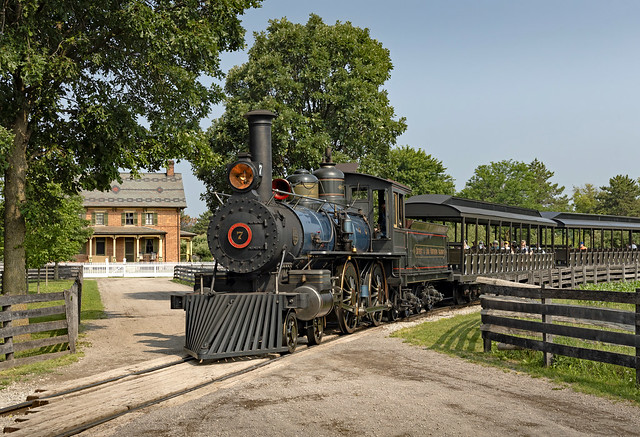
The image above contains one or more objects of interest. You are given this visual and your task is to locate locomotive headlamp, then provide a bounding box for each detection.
[228,161,257,192]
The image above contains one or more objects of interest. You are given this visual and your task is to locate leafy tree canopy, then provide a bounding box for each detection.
[458,159,568,210]
[23,183,92,269]
[572,184,600,214]
[361,145,455,196]
[1,0,260,293]
[192,210,213,235]
[596,175,640,216]
[198,14,407,202]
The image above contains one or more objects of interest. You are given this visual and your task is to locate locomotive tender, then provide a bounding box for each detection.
[172,110,452,360]
[173,109,640,361]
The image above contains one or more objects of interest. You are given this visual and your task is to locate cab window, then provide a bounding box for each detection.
[394,192,404,228]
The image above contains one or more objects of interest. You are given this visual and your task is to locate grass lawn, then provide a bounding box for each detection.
[393,281,640,405]
[0,279,105,390]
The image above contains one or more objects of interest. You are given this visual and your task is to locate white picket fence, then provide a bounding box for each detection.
[83,262,179,278]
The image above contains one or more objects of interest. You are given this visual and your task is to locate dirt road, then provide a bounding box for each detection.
[3,278,640,436]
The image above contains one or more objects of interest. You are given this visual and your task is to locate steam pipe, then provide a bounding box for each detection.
[245,110,277,202]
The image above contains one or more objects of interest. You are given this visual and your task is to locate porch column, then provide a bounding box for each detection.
[88,238,93,263]
[136,237,141,262]
[158,237,164,262]
[112,237,117,262]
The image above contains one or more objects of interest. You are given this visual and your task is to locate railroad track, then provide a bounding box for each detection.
[1,303,475,436]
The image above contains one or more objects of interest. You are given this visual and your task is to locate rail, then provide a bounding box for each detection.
[568,249,640,267]
[173,263,218,284]
[479,282,640,385]
[0,271,82,370]
[462,252,555,276]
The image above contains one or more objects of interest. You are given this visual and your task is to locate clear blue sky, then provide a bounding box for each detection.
[177,0,640,217]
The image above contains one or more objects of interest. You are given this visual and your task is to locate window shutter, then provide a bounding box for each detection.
[104,212,108,225]
[134,213,138,226]
[121,213,125,225]
[153,213,158,225]
[91,212,95,225]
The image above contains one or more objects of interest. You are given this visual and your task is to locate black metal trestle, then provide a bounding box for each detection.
[184,293,287,360]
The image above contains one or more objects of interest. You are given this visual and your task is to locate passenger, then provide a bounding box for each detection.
[502,241,512,253]
[491,240,500,251]
[463,240,470,250]
[630,242,637,250]
[579,242,588,251]
[519,240,529,253]
[478,241,485,250]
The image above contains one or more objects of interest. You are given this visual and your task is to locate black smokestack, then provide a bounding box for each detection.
[245,110,277,201]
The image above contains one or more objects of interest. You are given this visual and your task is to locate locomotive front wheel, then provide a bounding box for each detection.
[306,317,324,346]
[368,262,387,327]
[283,311,298,354]
[336,261,359,335]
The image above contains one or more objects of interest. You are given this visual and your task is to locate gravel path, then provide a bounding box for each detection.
[0,278,190,411]
[2,278,640,436]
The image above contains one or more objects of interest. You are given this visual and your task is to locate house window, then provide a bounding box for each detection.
[145,239,157,253]
[95,238,106,256]
[125,212,135,225]
[95,212,105,226]
[92,211,108,226]
[145,212,158,225]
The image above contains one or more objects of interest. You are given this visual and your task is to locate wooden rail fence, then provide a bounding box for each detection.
[0,272,82,370]
[173,263,217,284]
[479,282,640,385]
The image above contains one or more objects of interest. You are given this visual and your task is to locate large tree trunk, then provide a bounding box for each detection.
[4,105,29,296]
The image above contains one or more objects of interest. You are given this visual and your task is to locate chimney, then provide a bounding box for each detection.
[245,110,277,202]
[166,160,175,177]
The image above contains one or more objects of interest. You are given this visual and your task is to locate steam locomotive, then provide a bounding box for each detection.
[172,110,453,360]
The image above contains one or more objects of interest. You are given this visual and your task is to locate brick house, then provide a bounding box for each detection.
[76,162,190,263]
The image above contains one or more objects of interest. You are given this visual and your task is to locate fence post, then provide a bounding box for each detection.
[64,287,79,354]
[571,267,575,289]
[2,304,14,362]
[542,283,553,367]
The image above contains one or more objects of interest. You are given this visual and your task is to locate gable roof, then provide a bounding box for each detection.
[81,172,187,208]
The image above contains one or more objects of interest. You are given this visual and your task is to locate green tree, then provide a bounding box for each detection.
[1,0,260,295]
[362,145,455,195]
[180,211,197,233]
[192,234,213,261]
[459,159,568,210]
[572,184,600,214]
[192,210,213,235]
[23,183,92,269]
[198,14,407,201]
[596,175,640,216]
